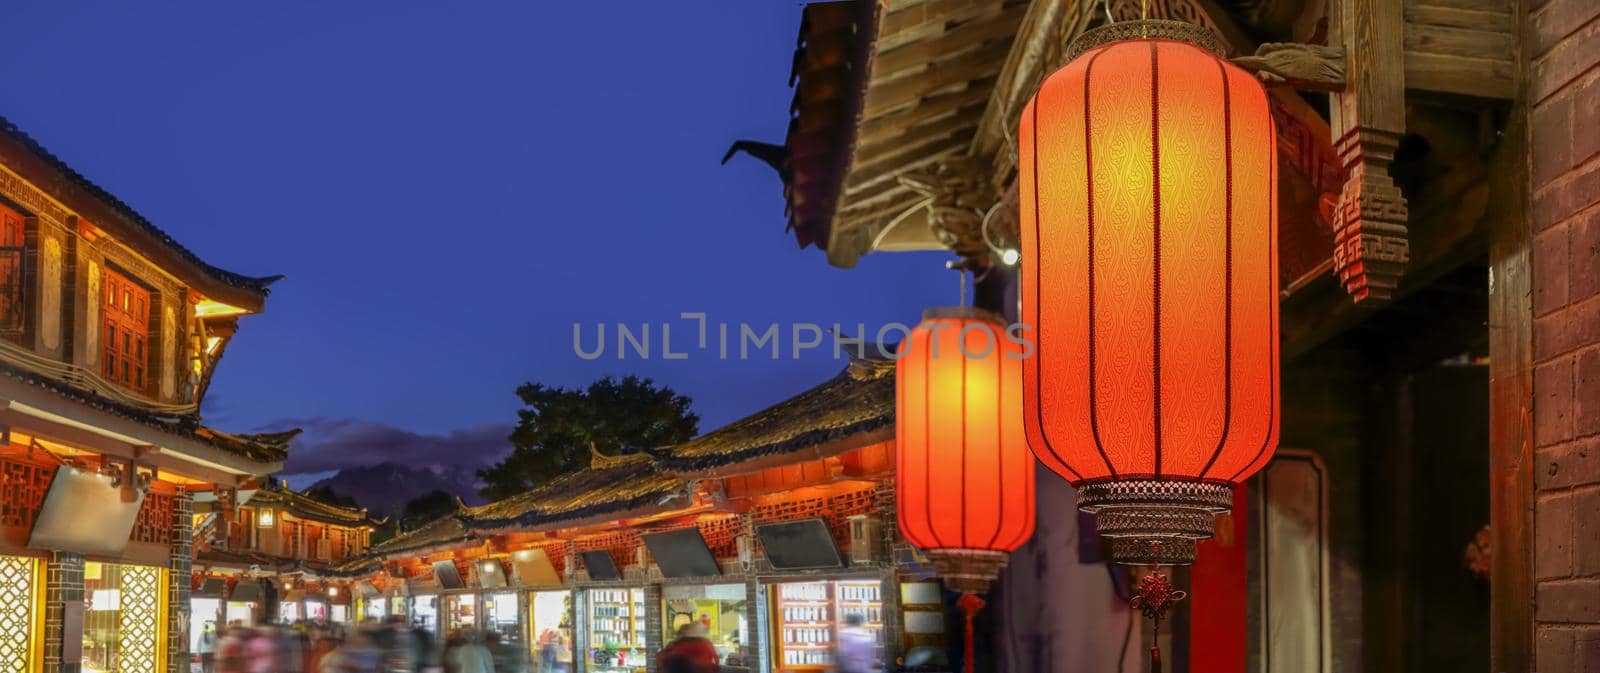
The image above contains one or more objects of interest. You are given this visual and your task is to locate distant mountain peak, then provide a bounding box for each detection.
[308,462,483,515]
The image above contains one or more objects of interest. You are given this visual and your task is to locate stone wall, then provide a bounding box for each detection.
[1529,0,1600,669]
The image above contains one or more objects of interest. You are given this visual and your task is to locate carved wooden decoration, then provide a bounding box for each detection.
[895,156,996,262]
[1233,43,1346,92]
[83,260,100,363]
[40,236,61,352]
[1326,0,1409,303]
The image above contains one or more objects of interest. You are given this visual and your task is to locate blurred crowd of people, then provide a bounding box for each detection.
[197,617,532,673]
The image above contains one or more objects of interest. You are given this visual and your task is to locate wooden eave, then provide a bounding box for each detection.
[0,118,277,311]
[807,0,1031,267]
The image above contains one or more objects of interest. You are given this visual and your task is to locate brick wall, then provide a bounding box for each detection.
[43,552,84,673]
[1530,0,1600,669]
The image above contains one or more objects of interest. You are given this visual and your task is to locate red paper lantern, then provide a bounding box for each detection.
[1018,22,1278,565]
[896,307,1034,673]
[896,308,1035,561]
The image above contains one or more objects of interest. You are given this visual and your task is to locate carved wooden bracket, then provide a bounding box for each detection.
[896,156,997,262]
[1232,43,1346,92]
[1326,0,1409,303]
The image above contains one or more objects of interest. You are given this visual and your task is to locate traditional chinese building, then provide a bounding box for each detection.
[0,115,288,673]
[339,358,915,673]
[188,479,383,630]
[728,0,1582,671]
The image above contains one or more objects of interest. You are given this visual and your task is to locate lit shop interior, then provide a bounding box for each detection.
[661,584,748,661]
[83,562,167,673]
[529,590,574,673]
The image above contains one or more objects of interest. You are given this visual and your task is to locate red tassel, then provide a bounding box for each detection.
[957,592,986,673]
[1151,643,1163,673]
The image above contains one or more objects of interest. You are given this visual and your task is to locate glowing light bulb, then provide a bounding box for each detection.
[1000,249,1020,266]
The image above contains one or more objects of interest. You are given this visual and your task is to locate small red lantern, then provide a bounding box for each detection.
[1018,21,1279,567]
[896,307,1034,673]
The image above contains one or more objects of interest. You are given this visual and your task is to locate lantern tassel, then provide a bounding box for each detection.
[957,592,985,673]
[1129,571,1185,673]
[1150,618,1163,673]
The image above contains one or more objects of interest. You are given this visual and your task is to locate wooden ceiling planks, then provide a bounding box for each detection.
[822,0,1030,266]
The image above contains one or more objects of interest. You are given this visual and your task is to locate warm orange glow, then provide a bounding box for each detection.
[194,299,249,318]
[896,309,1034,553]
[205,336,223,354]
[1018,37,1279,485]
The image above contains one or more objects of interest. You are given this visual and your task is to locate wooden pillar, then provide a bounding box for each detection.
[643,584,663,673]
[167,490,195,673]
[1489,0,1533,668]
[1326,0,1410,302]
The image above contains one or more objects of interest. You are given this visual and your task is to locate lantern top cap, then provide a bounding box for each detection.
[920,306,1006,326]
[1065,19,1227,62]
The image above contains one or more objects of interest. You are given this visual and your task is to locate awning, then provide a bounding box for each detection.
[194,578,228,598]
[230,580,264,602]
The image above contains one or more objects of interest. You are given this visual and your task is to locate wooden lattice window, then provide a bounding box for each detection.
[0,452,54,531]
[102,268,152,393]
[130,493,174,545]
[0,556,42,673]
[0,204,24,340]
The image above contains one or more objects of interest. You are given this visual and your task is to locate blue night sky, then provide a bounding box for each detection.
[0,2,951,480]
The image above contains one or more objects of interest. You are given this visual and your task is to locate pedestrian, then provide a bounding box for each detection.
[443,628,495,673]
[382,615,419,673]
[834,612,877,673]
[486,630,529,673]
[196,621,218,673]
[413,622,442,673]
[656,623,718,673]
[217,624,251,673]
[246,627,277,673]
[319,627,381,673]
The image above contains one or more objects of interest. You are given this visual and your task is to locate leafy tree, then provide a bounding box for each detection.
[399,489,460,532]
[304,484,360,510]
[478,375,698,500]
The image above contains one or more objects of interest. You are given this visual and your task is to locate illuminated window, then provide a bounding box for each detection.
[0,204,25,341]
[101,268,152,393]
[0,556,44,673]
[83,562,166,673]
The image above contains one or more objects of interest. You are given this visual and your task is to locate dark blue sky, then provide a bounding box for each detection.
[0,2,951,478]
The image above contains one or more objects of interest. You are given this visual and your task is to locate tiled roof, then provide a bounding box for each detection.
[370,514,473,557]
[659,358,894,472]
[781,0,879,252]
[0,114,281,295]
[461,455,687,532]
[253,480,384,527]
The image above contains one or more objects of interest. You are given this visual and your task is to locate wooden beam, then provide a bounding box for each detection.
[1487,1,1532,669]
[857,83,993,147]
[862,41,1015,119]
[871,2,1028,81]
[970,0,1096,173]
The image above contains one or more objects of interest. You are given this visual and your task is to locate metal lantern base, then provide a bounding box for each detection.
[1078,480,1233,565]
[926,549,1010,595]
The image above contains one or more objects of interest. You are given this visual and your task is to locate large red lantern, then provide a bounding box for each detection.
[897,307,1034,673]
[1018,22,1278,567]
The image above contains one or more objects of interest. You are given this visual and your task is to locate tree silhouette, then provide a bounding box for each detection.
[477,375,698,500]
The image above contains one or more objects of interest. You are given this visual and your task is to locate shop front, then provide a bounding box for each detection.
[661,583,748,663]
[444,593,478,633]
[528,590,574,673]
[412,594,440,633]
[767,577,885,672]
[584,588,647,673]
[483,591,521,639]
[83,561,168,673]
[227,579,263,627]
[363,596,389,622]
[0,555,44,673]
